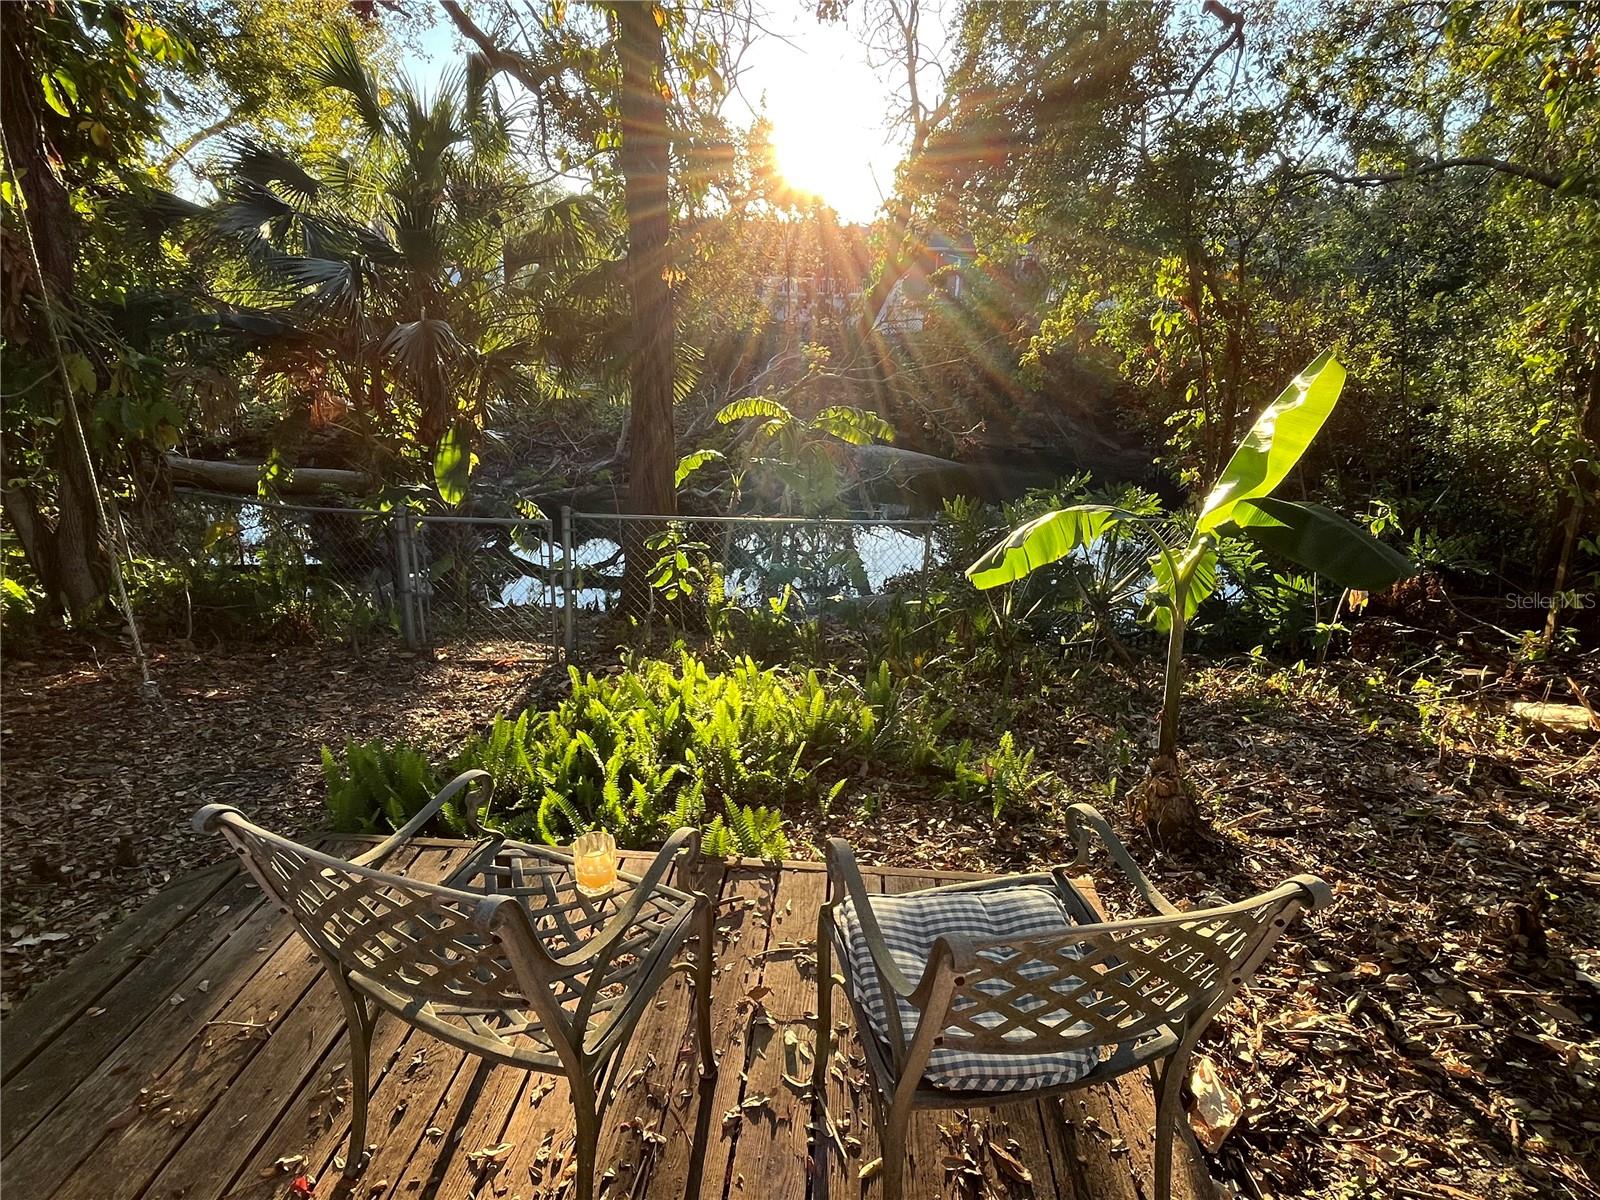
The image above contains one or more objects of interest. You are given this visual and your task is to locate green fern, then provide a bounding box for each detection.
[537,787,588,844]
[320,738,438,833]
[701,815,736,858]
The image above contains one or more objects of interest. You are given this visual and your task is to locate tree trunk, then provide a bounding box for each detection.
[164,454,372,495]
[615,1,676,617]
[1,7,109,623]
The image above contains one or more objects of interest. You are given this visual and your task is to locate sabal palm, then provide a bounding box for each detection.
[202,29,611,470]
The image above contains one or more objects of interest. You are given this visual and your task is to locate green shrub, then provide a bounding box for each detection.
[321,651,883,858]
[462,651,872,855]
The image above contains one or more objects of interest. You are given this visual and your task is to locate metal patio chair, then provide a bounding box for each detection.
[195,770,714,1200]
[812,803,1330,1200]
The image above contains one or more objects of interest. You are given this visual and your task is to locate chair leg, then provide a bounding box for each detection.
[694,898,716,1078]
[880,1094,909,1200]
[810,906,835,1197]
[1153,1053,1187,1200]
[811,905,833,1098]
[572,1092,600,1200]
[337,986,375,1177]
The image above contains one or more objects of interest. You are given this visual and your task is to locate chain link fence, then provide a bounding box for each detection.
[147,491,557,655]
[557,509,936,616]
[146,493,941,661]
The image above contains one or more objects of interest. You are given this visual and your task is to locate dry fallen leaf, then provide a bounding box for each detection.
[467,1141,514,1168]
[989,1141,1032,1184]
[1189,1051,1243,1153]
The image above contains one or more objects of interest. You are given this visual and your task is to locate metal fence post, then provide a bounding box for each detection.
[391,515,417,649]
[921,519,934,595]
[561,506,576,662]
[407,517,429,649]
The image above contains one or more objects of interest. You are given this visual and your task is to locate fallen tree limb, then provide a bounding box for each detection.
[163,454,371,496]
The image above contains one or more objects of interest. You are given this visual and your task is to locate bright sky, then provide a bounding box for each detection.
[416,4,937,224]
[732,7,909,223]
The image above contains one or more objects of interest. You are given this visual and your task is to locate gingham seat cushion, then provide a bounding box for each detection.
[835,883,1103,1093]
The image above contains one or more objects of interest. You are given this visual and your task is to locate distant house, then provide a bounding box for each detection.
[873,230,977,333]
[758,224,1023,340]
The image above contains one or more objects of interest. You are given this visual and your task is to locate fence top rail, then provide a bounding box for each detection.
[173,489,549,529]
[173,489,936,532]
[567,510,942,528]
[411,513,550,528]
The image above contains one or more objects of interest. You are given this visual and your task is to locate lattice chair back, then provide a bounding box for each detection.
[198,807,535,1016]
[925,882,1316,1063]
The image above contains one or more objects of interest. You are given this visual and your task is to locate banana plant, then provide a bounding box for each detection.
[966,350,1416,839]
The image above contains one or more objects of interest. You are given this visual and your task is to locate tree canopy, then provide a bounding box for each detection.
[1,0,1594,638]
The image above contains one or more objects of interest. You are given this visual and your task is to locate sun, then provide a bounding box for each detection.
[769,120,839,209]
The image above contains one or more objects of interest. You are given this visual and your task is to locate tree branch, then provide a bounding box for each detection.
[1301,156,1575,192]
[160,111,239,173]
[438,0,559,95]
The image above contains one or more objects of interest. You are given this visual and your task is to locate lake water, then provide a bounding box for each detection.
[499,523,936,611]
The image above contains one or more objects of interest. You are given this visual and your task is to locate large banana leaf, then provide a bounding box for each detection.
[813,405,895,445]
[674,448,725,486]
[716,396,791,424]
[433,421,477,506]
[966,505,1117,589]
[1231,498,1415,590]
[1197,350,1346,534]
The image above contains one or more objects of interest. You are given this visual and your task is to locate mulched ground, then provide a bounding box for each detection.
[0,636,561,1004]
[806,658,1600,1200]
[3,631,1596,1199]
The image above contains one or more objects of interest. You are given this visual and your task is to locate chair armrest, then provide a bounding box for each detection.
[194,803,244,835]
[1284,873,1334,911]
[824,838,919,1001]
[548,826,701,970]
[1063,803,1179,916]
[351,770,495,869]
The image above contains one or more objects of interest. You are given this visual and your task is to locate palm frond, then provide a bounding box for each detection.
[212,180,293,241]
[311,25,387,135]
[381,317,462,375]
[228,140,322,201]
[123,184,206,235]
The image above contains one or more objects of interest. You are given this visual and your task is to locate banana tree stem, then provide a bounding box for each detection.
[1158,583,1187,763]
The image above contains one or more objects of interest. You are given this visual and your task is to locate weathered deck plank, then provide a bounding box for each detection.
[2,865,266,1153]
[159,845,473,1200]
[724,863,827,1200]
[0,842,1219,1200]
[49,848,449,1200]
[817,868,879,1200]
[643,864,776,1200]
[0,862,236,1081]
[3,844,384,1200]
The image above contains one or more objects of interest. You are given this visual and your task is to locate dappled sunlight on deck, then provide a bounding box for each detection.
[1,839,1210,1200]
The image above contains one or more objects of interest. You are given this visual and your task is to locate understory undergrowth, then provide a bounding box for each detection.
[322,648,1051,857]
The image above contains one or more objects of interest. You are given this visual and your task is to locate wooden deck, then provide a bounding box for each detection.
[1,837,1210,1200]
